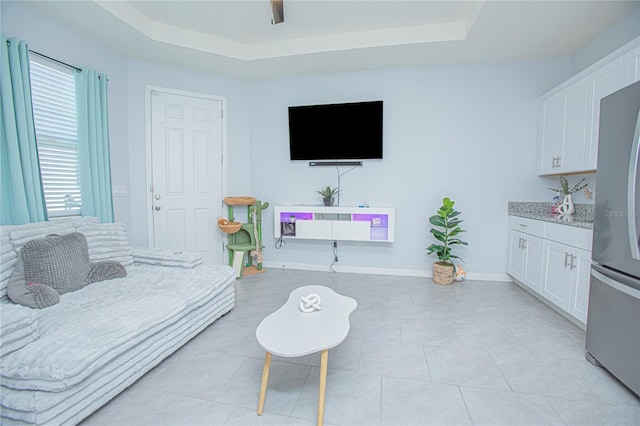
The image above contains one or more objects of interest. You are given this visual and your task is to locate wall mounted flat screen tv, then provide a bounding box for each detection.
[288,100,383,160]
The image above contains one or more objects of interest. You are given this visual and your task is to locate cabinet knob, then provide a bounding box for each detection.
[570,254,576,269]
[564,252,571,267]
[154,206,161,211]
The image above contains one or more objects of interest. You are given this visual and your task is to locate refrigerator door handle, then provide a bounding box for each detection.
[591,267,640,300]
[627,111,640,260]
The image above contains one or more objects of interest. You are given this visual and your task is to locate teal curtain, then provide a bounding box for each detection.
[76,68,114,223]
[0,34,47,225]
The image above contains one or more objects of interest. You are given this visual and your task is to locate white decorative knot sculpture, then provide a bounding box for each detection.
[557,194,575,215]
[299,293,322,313]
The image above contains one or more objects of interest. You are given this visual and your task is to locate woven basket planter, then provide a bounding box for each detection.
[432,262,454,285]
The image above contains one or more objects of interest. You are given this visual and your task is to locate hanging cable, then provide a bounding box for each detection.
[329,240,338,272]
[335,166,356,206]
[275,235,286,249]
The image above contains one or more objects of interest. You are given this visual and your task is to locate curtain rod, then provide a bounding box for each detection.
[28,49,82,73]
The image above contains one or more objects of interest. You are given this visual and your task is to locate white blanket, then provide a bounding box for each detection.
[0,263,236,425]
[0,303,39,357]
[130,246,204,268]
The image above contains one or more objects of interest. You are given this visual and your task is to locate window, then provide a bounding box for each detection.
[29,58,81,218]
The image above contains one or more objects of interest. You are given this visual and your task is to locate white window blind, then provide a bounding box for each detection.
[29,59,81,218]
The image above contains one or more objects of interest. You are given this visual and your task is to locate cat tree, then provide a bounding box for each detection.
[218,196,269,278]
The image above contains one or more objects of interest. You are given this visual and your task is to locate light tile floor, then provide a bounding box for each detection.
[82,269,640,425]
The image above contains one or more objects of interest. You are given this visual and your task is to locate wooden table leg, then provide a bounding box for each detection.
[257,351,272,415]
[317,349,329,426]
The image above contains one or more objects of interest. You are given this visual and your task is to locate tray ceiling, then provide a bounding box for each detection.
[23,0,640,79]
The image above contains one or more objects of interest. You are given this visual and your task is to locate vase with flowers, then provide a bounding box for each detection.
[547,176,588,215]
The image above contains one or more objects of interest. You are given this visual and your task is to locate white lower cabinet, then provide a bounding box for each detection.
[508,230,544,293]
[542,241,579,311]
[507,231,526,281]
[508,216,593,328]
[569,247,592,324]
[541,242,592,323]
[522,235,545,293]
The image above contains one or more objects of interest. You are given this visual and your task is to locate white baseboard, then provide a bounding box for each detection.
[262,261,513,282]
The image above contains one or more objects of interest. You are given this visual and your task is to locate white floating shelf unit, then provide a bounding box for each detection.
[274,206,395,242]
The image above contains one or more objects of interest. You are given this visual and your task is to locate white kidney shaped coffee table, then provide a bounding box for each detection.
[255,285,357,426]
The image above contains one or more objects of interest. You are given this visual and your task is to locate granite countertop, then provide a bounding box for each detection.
[508,202,594,230]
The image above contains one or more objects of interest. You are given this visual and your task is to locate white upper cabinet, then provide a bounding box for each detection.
[538,91,567,175]
[586,54,630,170]
[562,77,591,172]
[538,76,591,175]
[538,38,639,176]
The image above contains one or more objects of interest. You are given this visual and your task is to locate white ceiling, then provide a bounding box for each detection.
[24,0,640,80]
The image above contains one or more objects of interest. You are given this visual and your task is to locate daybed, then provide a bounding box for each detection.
[0,217,236,425]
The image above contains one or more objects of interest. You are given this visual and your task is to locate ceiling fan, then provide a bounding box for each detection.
[270,0,284,25]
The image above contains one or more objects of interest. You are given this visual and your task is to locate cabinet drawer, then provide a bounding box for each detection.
[295,220,332,240]
[332,220,371,241]
[509,216,546,237]
[545,222,593,251]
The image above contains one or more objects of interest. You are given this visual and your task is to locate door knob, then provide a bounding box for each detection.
[155,194,161,200]
[155,206,161,211]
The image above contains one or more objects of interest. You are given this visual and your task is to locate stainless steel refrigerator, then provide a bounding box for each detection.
[586,79,640,397]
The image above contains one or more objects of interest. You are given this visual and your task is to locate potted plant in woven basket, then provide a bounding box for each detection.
[427,197,468,285]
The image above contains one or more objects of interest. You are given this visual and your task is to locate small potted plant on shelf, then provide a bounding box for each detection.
[317,185,338,206]
[547,176,587,215]
[427,197,468,285]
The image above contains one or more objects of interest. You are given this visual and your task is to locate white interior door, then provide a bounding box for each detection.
[149,89,224,264]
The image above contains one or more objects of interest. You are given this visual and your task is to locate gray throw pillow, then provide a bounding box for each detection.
[87,261,127,284]
[14,233,91,295]
[7,253,60,309]
[7,232,127,309]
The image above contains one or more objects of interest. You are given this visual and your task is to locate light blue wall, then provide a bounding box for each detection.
[2,1,634,276]
[571,5,640,76]
[248,60,569,275]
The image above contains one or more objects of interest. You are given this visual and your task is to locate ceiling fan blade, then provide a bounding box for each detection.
[270,0,284,25]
